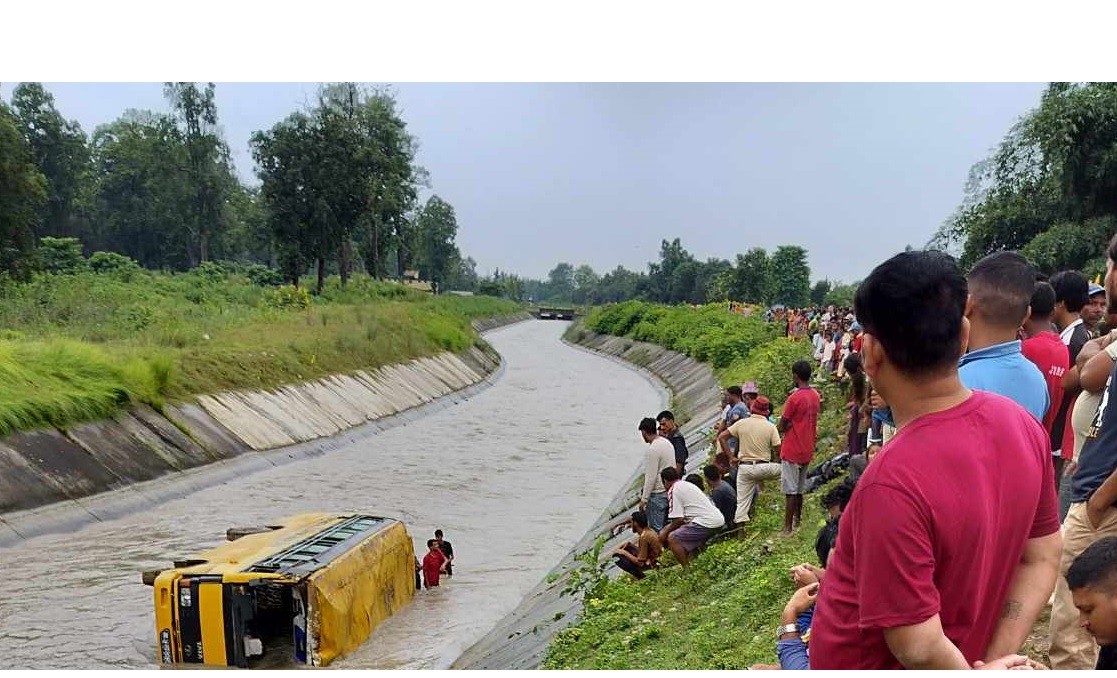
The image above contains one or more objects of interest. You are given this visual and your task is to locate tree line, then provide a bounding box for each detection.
[0,82,474,293]
[934,82,1117,276]
[483,238,858,308]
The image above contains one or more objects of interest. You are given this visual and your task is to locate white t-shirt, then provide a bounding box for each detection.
[668,480,726,529]
[642,436,677,500]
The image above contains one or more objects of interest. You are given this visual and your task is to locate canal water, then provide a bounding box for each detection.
[0,320,665,669]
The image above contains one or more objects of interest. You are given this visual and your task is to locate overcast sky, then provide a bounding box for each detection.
[2,82,1046,283]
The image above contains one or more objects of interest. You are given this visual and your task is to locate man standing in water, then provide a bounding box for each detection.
[639,417,676,533]
[435,529,454,577]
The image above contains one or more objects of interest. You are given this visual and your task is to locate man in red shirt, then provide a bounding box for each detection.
[1021,281,1069,441]
[421,538,447,589]
[809,250,1062,670]
[777,360,821,535]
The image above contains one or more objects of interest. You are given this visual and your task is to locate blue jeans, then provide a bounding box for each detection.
[647,492,669,533]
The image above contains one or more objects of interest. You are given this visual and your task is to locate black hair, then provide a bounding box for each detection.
[630,510,648,528]
[845,353,867,403]
[1067,535,1117,592]
[792,360,812,383]
[656,410,675,422]
[966,251,1036,328]
[854,250,968,376]
[821,479,855,512]
[1029,281,1057,319]
[702,464,720,481]
[1050,270,1090,313]
[427,538,437,548]
[726,385,743,398]
[434,529,444,538]
[660,466,681,484]
[638,417,658,435]
[685,473,705,491]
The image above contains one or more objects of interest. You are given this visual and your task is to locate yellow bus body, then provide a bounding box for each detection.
[149,513,415,667]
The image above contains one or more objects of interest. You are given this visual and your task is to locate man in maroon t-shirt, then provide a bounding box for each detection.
[810,250,1062,670]
[1021,281,1069,439]
[778,360,821,535]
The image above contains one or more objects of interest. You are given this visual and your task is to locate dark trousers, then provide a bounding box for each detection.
[614,543,646,579]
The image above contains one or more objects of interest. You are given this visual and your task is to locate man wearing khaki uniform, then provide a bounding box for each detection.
[717,396,782,525]
[1049,300,1117,669]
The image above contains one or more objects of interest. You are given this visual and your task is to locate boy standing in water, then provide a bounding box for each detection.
[422,539,447,589]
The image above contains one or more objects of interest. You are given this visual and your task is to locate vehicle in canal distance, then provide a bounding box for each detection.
[143,513,416,668]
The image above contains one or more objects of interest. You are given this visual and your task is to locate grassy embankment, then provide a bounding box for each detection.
[0,264,519,436]
[544,301,851,669]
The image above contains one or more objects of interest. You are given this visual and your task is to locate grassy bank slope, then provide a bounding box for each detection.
[0,267,519,435]
[544,302,847,669]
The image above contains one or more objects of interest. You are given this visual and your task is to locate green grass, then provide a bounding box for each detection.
[0,269,519,435]
[547,302,846,669]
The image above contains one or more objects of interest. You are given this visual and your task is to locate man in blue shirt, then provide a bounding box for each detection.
[958,251,1049,421]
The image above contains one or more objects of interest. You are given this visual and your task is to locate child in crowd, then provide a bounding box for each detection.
[1067,536,1117,669]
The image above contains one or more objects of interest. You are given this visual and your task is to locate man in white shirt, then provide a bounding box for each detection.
[639,417,675,532]
[658,466,725,565]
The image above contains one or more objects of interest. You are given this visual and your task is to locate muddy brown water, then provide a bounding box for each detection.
[0,320,664,669]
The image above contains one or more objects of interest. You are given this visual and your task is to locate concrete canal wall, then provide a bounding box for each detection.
[0,312,531,545]
[451,323,725,670]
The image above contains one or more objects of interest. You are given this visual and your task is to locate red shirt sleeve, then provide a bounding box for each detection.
[852,483,941,630]
[781,391,800,423]
[1031,427,1062,539]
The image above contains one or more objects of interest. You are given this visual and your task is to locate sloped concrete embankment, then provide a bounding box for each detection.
[452,323,724,669]
[0,313,531,546]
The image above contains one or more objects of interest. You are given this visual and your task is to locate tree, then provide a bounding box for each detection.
[825,281,858,307]
[251,112,320,285]
[1022,217,1114,275]
[572,264,600,304]
[88,110,193,269]
[936,83,1117,269]
[164,83,231,265]
[413,195,460,286]
[728,247,771,304]
[769,245,811,307]
[10,83,91,239]
[810,279,832,306]
[547,262,575,302]
[0,102,47,279]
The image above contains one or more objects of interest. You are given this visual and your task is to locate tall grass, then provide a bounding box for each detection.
[0,270,519,434]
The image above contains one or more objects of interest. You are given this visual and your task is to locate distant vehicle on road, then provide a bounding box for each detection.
[144,513,415,668]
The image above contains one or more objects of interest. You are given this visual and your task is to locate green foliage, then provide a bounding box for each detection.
[562,535,613,601]
[0,102,47,280]
[267,284,312,310]
[587,302,779,369]
[769,245,811,307]
[824,281,858,307]
[244,263,283,287]
[0,268,518,435]
[88,250,140,279]
[1021,217,1114,275]
[721,338,814,409]
[37,236,85,273]
[939,83,1117,269]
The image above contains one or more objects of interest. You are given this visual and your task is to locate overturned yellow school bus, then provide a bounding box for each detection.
[144,513,416,668]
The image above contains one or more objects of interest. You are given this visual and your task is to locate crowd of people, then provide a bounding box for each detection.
[614,235,1117,670]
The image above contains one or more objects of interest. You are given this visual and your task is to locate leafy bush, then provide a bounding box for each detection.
[88,251,141,279]
[267,284,312,310]
[38,237,86,273]
[245,263,283,287]
[195,261,226,283]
